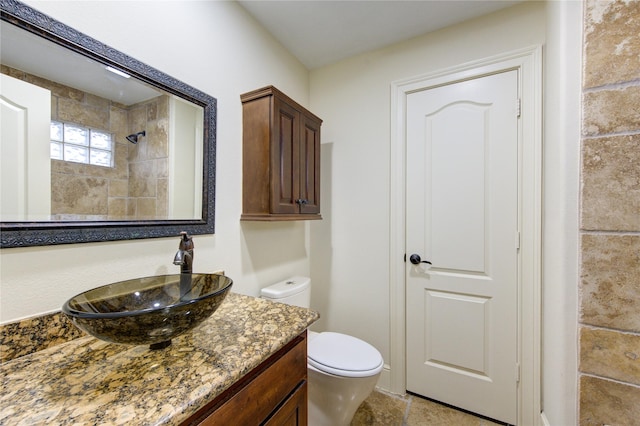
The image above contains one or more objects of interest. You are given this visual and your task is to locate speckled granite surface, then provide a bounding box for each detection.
[0,311,85,363]
[0,293,319,425]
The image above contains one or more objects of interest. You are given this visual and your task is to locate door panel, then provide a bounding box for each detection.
[0,74,51,221]
[428,102,488,273]
[406,70,518,424]
[299,114,321,214]
[425,290,490,375]
[272,98,299,214]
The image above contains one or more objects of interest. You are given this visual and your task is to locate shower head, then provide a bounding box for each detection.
[126,130,146,144]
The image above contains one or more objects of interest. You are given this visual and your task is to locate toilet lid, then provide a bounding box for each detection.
[308,332,383,378]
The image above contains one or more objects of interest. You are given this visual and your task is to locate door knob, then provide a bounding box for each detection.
[409,254,432,265]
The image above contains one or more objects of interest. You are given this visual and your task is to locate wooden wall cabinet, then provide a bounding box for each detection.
[241,86,322,221]
[184,332,308,426]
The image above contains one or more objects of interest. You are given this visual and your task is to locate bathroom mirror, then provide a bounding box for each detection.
[0,0,216,248]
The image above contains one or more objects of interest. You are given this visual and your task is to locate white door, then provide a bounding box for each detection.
[405,70,519,424]
[0,74,51,221]
[169,95,203,219]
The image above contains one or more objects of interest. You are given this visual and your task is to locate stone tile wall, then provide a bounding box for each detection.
[126,95,170,219]
[579,1,640,424]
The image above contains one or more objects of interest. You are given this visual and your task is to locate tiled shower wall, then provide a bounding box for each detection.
[579,0,640,424]
[49,84,130,219]
[126,95,171,219]
[50,92,170,220]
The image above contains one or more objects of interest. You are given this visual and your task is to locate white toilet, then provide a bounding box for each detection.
[261,277,383,426]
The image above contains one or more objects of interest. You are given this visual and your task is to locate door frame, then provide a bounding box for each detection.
[388,46,542,426]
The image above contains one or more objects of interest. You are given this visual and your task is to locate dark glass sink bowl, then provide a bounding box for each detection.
[62,274,232,350]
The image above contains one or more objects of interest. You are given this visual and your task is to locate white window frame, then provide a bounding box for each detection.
[50,120,114,168]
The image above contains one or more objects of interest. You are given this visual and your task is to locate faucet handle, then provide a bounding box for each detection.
[178,231,194,250]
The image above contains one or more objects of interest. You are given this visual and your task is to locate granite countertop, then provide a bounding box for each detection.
[0,293,319,425]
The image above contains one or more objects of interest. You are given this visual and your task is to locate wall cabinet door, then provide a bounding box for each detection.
[241,86,322,221]
[271,96,300,215]
[298,113,320,215]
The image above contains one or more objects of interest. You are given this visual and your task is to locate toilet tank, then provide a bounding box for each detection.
[260,276,311,308]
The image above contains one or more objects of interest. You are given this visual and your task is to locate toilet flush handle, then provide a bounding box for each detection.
[408,254,432,265]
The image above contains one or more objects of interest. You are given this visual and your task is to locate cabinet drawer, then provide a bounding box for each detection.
[194,334,307,425]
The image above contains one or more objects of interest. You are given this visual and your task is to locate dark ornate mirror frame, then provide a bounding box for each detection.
[0,0,216,248]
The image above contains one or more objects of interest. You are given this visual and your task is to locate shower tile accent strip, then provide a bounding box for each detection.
[0,292,319,426]
[0,311,85,363]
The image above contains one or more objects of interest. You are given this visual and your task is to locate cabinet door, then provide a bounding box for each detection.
[263,382,308,426]
[271,97,300,214]
[298,114,320,215]
[190,335,307,426]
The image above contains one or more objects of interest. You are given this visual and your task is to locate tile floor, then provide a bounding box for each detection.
[351,390,504,426]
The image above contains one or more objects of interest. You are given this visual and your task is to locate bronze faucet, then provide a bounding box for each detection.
[173,232,194,274]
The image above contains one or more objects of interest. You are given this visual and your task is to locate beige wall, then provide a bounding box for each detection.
[309,0,548,394]
[541,1,583,424]
[0,0,311,322]
[579,0,640,424]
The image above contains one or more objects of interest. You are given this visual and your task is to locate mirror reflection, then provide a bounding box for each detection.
[1,18,203,222]
[0,0,216,248]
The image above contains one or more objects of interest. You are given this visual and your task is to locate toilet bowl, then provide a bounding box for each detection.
[307,330,383,425]
[260,277,383,426]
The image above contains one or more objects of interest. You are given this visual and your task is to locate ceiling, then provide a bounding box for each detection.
[237,0,525,70]
[1,21,161,105]
[1,1,526,103]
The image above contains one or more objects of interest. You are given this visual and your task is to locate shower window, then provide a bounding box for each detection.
[50,121,114,167]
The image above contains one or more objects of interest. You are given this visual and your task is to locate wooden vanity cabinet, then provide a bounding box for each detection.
[241,86,322,221]
[183,332,308,426]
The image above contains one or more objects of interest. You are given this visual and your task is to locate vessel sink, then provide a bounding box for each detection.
[62,274,232,349]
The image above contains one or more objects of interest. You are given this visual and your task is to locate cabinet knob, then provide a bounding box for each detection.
[295,199,308,205]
